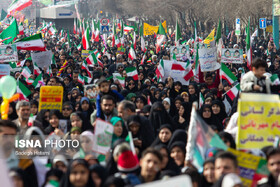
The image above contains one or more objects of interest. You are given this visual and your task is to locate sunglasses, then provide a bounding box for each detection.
[63,107,72,111]
[128,83,135,86]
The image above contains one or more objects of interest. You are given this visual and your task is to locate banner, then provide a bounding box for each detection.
[237,93,280,149]
[229,148,262,187]
[198,47,220,72]
[93,119,114,155]
[170,45,190,61]
[81,50,93,58]
[221,48,243,64]
[0,44,18,63]
[39,86,64,112]
[143,21,167,36]
[0,64,10,78]
[31,50,52,68]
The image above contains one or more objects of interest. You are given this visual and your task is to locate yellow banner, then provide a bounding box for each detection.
[39,86,64,112]
[237,95,280,149]
[143,21,167,36]
[81,50,93,58]
[204,28,215,44]
[228,148,262,187]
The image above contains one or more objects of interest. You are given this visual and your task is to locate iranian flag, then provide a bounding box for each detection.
[15,33,46,51]
[33,62,41,76]
[115,76,125,88]
[18,22,24,35]
[156,59,164,79]
[156,22,166,54]
[24,77,34,85]
[46,65,52,77]
[81,60,92,78]
[21,66,31,79]
[94,20,100,42]
[73,18,77,34]
[175,19,181,46]
[124,25,134,33]
[77,43,81,51]
[128,45,136,60]
[221,63,237,85]
[183,61,194,81]
[78,74,84,84]
[32,74,44,88]
[224,83,240,101]
[126,67,138,80]
[140,51,146,65]
[140,24,146,52]
[17,80,31,100]
[91,20,95,41]
[8,0,32,15]
[270,74,280,85]
[84,76,92,84]
[246,18,252,70]
[0,18,19,44]
[82,27,90,50]
[48,25,57,35]
[86,53,103,68]
[194,43,199,82]
[199,92,205,109]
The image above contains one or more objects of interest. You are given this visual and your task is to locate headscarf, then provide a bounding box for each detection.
[149,102,175,136]
[199,104,223,131]
[110,117,125,144]
[59,159,95,187]
[211,100,228,124]
[89,164,108,187]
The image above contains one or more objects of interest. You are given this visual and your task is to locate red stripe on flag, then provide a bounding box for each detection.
[171,64,185,71]
[227,91,235,101]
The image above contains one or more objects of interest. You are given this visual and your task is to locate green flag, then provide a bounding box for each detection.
[134,22,138,35]
[157,22,166,35]
[215,19,222,44]
[0,18,19,44]
[175,19,181,45]
[1,9,7,20]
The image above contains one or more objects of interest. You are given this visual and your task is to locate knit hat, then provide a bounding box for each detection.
[117,150,139,173]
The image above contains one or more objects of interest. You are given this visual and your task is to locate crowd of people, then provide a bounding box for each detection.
[0,18,280,187]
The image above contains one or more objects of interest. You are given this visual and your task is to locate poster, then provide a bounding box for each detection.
[0,64,10,78]
[31,50,52,68]
[81,50,93,58]
[221,48,243,64]
[84,84,98,102]
[0,44,18,63]
[229,148,262,187]
[198,47,220,72]
[136,175,192,187]
[93,119,114,155]
[237,93,280,149]
[39,86,64,112]
[170,45,190,61]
